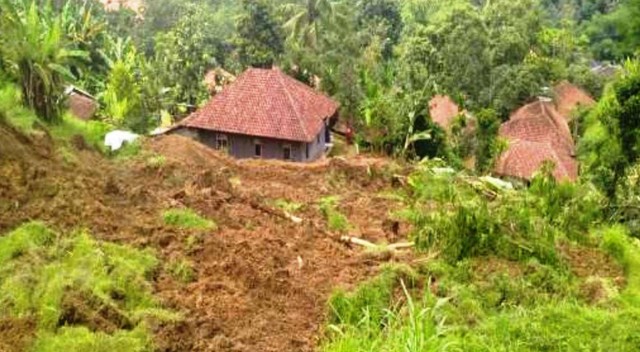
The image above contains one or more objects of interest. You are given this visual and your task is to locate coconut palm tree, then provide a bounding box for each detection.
[280,0,343,49]
[0,1,87,122]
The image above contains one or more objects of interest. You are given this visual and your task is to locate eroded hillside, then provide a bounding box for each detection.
[0,123,413,352]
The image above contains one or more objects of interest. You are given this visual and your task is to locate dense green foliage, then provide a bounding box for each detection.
[322,165,640,351]
[0,0,619,161]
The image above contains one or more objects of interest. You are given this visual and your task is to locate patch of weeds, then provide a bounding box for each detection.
[185,234,203,253]
[319,196,351,234]
[113,140,142,160]
[57,147,79,165]
[600,225,640,304]
[328,264,418,328]
[49,114,112,153]
[145,155,166,169]
[273,199,304,213]
[167,258,196,284]
[31,326,151,352]
[162,208,217,231]
[0,83,38,134]
[0,222,174,351]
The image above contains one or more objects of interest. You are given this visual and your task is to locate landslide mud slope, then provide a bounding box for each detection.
[0,125,410,352]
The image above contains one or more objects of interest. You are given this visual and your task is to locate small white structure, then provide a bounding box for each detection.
[105,130,139,151]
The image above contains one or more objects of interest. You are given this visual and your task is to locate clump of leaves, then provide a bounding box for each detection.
[162,208,217,231]
[319,196,351,234]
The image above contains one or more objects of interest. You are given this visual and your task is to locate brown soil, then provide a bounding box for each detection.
[0,318,35,352]
[559,243,625,282]
[0,125,411,352]
[559,242,626,303]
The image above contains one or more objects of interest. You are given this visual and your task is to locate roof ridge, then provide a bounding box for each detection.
[276,70,310,141]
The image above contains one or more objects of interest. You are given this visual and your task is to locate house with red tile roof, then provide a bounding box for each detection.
[429,95,460,131]
[494,98,579,182]
[172,67,339,162]
[553,81,596,121]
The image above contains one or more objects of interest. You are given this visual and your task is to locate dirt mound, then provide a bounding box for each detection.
[0,318,35,352]
[1,129,410,351]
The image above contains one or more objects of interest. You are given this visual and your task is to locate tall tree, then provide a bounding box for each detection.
[235,0,284,68]
[281,0,341,49]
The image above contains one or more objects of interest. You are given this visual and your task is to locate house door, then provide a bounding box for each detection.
[283,145,292,160]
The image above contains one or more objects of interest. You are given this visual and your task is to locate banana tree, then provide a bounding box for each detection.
[0,1,87,122]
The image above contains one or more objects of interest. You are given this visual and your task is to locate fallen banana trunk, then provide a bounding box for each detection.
[340,236,414,251]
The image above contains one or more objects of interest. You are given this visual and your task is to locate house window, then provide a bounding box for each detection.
[283,144,292,160]
[317,133,321,144]
[216,134,228,150]
[254,140,262,158]
[305,144,310,159]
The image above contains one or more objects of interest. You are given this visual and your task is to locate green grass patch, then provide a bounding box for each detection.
[0,82,38,133]
[319,196,351,234]
[162,208,217,231]
[49,113,112,152]
[321,167,639,352]
[113,139,143,160]
[167,258,196,284]
[600,225,640,304]
[0,222,174,351]
[457,302,640,351]
[31,326,151,352]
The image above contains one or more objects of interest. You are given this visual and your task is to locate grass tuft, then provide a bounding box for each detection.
[162,208,217,231]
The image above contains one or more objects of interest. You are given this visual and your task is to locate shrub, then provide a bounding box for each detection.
[162,208,217,231]
[403,168,604,265]
[146,155,166,169]
[599,225,640,303]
